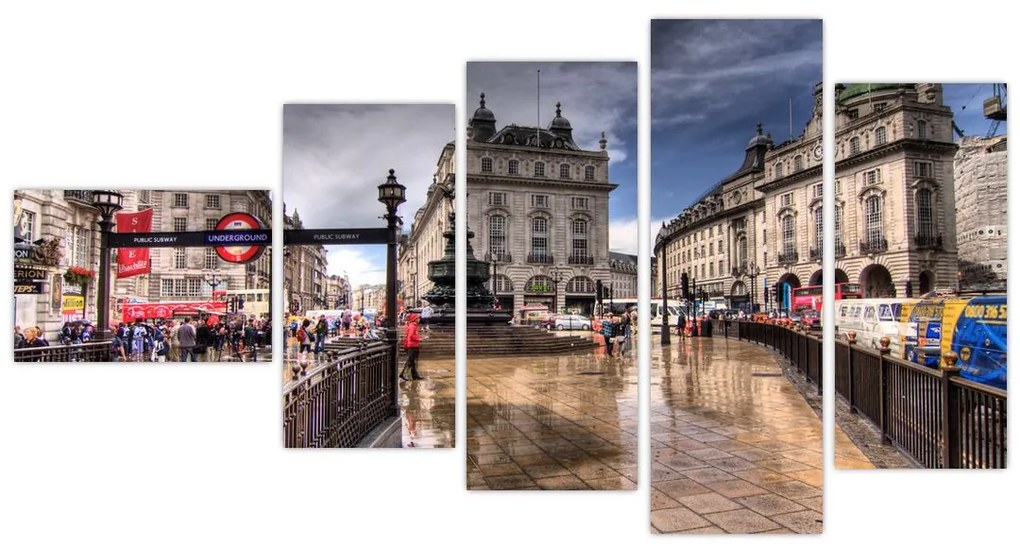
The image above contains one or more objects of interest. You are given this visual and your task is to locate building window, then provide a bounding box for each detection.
[775,162,784,178]
[205,248,218,270]
[559,164,571,179]
[206,195,221,209]
[914,161,933,179]
[19,210,35,242]
[572,197,590,210]
[508,159,519,175]
[847,108,859,119]
[174,217,187,232]
[864,168,882,186]
[782,215,796,257]
[737,236,747,266]
[835,179,842,195]
[916,188,935,241]
[566,277,594,294]
[488,192,507,206]
[835,204,844,249]
[531,194,549,208]
[526,275,554,293]
[875,126,887,145]
[488,215,506,256]
[794,155,803,172]
[709,263,714,277]
[873,102,887,113]
[173,193,188,208]
[531,217,548,257]
[173,248,186,269]
[814,206,823,247]
[865,195,884,245]
[138,190,152,205]
[66,225,92,267]
[709,242,714,255]
[584,165,595,180]
[493,274,513,293]
[813,182,823,198]
[917,120,927,139]
[206,218,218,231]
[161,279,175,296]
[781,192,793,207]
[850,137,861,155]
[534,161,545,177]
[572,219,589,259]
[481,157,493,173]
[188,278,202,297]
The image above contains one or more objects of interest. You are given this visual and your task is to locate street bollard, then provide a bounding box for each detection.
[940,350,962,468]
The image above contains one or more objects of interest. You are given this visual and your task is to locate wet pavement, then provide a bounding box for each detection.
[651,337,854,534]
[466,340,638,490]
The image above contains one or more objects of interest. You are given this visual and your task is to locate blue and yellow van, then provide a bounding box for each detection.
[904,293,1006,390]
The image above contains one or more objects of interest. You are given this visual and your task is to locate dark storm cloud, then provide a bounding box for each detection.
[467,62,637,164]
[282,104,454,229]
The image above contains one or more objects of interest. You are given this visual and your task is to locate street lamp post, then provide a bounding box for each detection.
[657,234,671,345]
[378,169,406,417]
[548,267,566,315]
[90,190,124,343]
[204,272,223,298]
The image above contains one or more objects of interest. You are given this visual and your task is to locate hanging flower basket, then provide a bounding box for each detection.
[63,266,95,287]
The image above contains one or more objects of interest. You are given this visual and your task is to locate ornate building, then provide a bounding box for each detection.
[112,190,273,308]
[324,274,352,310]
[656,83,825,311]
[608,251,640,300]
[954,134,1007,284]
[283,206,328,314]
[465,94,617,315]
[834,83,958,297]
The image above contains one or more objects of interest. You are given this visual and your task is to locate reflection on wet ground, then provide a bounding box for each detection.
[651,337,856,534]
[467,343,638,490]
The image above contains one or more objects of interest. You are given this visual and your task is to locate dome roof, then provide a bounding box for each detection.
[472,93,495,122]
[549,102,572,129]
[838,83,904,103]
[746,123,771,149]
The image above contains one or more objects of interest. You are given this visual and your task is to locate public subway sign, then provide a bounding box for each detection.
[107,230,272,248]
[214,212,267,264]
[283,228,392,246]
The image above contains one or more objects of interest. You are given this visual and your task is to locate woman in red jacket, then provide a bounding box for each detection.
[399,313,424,381]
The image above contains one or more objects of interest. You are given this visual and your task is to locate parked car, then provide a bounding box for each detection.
[800,309,821,330]
[552,314,592,331]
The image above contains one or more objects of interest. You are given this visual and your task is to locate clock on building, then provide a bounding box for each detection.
[812,143,823,160]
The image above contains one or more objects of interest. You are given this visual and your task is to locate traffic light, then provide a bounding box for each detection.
[681,272,690,300]
[595,279,604,303]
[237,297,245,311]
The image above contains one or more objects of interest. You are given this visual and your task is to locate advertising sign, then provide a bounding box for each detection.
[116,208,154,278]
[215,212,266,264]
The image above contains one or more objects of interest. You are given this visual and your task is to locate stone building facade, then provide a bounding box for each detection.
[465,94,617,316]
[954,134,1007,284]
[834,83,958,297]
[608,251,640,300]
[324,274,352,310]
[656,83,825,311]
[283,206,328,314]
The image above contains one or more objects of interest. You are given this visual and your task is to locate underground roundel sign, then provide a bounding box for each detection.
[215,212,266,264]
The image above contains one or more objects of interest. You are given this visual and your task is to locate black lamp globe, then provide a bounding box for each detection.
[377,169,406,211]
[90,189,125,218]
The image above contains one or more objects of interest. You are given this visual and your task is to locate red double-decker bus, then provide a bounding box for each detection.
[792,283,863,312]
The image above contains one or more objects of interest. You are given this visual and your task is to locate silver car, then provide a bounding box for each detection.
[553,314,592,331]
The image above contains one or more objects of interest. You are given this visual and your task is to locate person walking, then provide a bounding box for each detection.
[177,317,197,362]
[399,313,423,381]
[420,301,434,334]
[151,328,169,362]
[314,315,327,355]
[244,319,258,362]
[167,321,180,361]
[296,319,313,363]
[601,314,617,356]
[195,318,211,362]
[677,308,687,340]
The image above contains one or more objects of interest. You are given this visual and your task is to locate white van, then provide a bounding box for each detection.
[650,298,691,332]
[835,298,919,357]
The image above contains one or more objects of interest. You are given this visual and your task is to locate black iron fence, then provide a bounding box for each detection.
[14,341,112,362]
[283,341,394,448]
[715,320,823,395]
[835,334,1006,469]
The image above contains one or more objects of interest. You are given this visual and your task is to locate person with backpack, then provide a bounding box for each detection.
[314,315,328,355]
[601,314,617,356]
[399,313,423,381]
[151,328,169,362]
[296,319,313,363]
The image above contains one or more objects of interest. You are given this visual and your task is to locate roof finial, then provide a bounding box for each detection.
[599,131,607,150]
[756,122,763,135]
[555,101,562,116]
[479,92,486,108]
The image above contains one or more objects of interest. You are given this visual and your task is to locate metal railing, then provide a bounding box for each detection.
[527,253,554,264]
[860,237,888,254]
[567,254,594,265]
[283,341,394,448]
[914,233,943,250]
[835,333,1006,468]
[63,190,95,204]
[14,341,112,362]
[777,251,799,264]
[716,320,823,395]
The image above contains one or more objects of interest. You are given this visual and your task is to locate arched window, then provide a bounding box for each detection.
[559,163,570,178]
[850,136,861,154]
[875,126,887,145]
[571,219,589,262]
[775,162,784,178]
[916,188,935,241]
[737,235,747,267]
[493,274,513,294]
[584,165,595,180]
[865,195,884,246]
[782,215,796,257]
[534,161,545,177]
[488,215,506,256]
[566,277,594,293]
[481,157,493,173]
[834,204,844,254]
[814,206,823,248]
[531,217,549,260]
[507,159,519,175]
[525,275,554,293]
[794,155,803,172]
[917,120,927,139]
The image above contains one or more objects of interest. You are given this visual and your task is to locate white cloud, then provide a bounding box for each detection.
[325,247,385,287]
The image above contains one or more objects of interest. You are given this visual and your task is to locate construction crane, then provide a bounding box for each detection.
[983,83,1007,138]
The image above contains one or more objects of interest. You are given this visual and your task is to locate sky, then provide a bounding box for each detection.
[466,62,639,255]
[282,104,454,287]
[943,83,1008,139]
[651,19,823,227]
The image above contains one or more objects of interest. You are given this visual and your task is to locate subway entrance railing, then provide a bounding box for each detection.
[14,341,112,362]
[835,333,1006,469]
[283,341,395,448]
